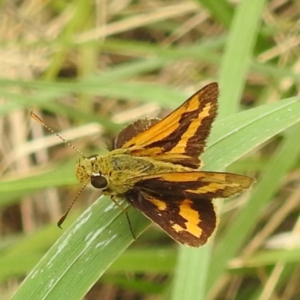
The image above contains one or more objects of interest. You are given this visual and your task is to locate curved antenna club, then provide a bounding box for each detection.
[57,179,90,228]
[30,111,85,157]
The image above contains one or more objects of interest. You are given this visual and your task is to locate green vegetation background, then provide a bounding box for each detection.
[1,1,300,299]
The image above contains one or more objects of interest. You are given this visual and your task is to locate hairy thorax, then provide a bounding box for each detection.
[76,148,191,196]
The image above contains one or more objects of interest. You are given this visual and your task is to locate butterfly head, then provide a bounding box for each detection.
[76,155,109,190]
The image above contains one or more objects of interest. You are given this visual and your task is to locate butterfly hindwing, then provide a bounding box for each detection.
[120,83,219,168]
[126,171,253,246]
[126,189,216,247]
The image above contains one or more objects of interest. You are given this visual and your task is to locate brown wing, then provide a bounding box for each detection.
[126,189,216,247]
[114,118,160,149]
[135,171,254,199]
[126,171,253,247]
[121,83,219,169]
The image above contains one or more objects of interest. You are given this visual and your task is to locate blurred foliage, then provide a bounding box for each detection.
[1,0,300,299]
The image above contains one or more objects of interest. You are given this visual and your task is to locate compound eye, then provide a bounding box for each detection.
[90,175,108,189]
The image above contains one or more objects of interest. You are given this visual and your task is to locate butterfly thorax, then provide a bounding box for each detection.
[76,149,191,196]
[76,148,191,196]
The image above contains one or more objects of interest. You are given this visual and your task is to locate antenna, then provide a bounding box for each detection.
[31,111,88,226]
[30,111,85,157]
[57,179,89,228]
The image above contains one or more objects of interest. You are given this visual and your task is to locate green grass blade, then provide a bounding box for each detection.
[207,123,300,292]
[218,0,267,117]
[197,0,233,28]
[171,245,211,300]
[11,197,149,300]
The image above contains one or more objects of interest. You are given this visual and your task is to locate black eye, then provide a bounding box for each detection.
[90,175,108,189]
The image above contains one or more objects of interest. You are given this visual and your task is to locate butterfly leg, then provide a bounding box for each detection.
[111,195,136,240]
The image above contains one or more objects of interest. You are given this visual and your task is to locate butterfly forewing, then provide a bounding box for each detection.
[136,172,254,198]
[114,118,160,149]
[120,82,219,169]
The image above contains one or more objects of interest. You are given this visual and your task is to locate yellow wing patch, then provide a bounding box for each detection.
[172,199,202,238]
[121,83,219,168]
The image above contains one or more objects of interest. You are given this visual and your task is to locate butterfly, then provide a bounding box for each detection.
[32,82,253,247]
[73,82,253,247]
